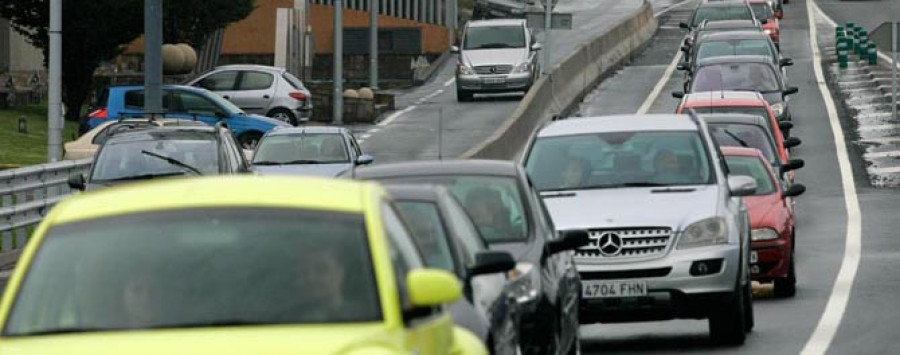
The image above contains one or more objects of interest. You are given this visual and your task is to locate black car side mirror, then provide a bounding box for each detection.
[672,91,685,99]
[67,174,86,191]
[468,251,516,277]
[778,121,794,131]
[782,159,805,173]
[783,87,799,96]
[780,58,794,67]
[548,230,590,255]
[783,137,802,149]
[679,22,691,30]
[783,184,806,198]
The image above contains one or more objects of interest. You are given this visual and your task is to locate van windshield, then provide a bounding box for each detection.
[464,26,526,50]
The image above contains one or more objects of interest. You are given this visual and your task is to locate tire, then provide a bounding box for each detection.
[238,131,263,150]
[267,108,298,126]
[457,88,474,102]
[774,253,797,298]
[709,284,748,345]
[743,277,755,332]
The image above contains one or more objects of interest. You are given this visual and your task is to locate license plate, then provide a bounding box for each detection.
[750,251,758,264]
[582,280,648,299]
[483,77,505,85]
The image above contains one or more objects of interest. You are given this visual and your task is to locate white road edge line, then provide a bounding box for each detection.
[377,105,417,127]
[637,51,683,114]
[800,1,863,354]
[443,77,456,87]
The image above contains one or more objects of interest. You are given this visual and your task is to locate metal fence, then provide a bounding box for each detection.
[312,0,449,26]
[0,159,91,252]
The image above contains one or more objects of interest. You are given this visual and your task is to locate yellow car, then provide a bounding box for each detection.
[0,176,487,355]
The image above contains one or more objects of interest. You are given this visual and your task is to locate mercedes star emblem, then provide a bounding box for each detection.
[598,232,623,256]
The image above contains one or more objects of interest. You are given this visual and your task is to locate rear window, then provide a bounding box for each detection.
[691,63,781,92]
[724,155,776,195]
[696,39,774,61]
[750,3,773,20]
[708,123,777,164]
[282,72,306,90]
[91,133,220,180]
[691,5,755,26]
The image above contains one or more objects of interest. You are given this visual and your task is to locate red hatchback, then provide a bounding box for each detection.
[749,0,781,48]
[722,147,806,297]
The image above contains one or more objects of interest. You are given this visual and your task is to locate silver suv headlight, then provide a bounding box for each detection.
[771,102,785,117]
[506,262,539,305]
[751,228,779,241]
[512,62,531,74]
[677,217,728,249]
[457,64,475,76]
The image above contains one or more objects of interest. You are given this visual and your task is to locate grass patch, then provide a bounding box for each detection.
[0,104,77,166]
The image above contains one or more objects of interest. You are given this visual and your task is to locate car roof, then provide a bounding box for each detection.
[537,114,698,137]
[104,126,218,144]
[700,20,760,30]
[212,64,286,73]
[721,146,766,158]
[697,113,769,126]
[698,1,750,8]
[696,55,774,66]
[46,176,383,224]
[682,91,769,106]
[384,184,449,203]
[267,126,348,136]
[351,159,519,179]
[467,19,525,27]
[698,30,770,41]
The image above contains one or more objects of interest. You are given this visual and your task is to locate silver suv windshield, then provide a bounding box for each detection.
[526,131,715,192]
[464,25,526,50]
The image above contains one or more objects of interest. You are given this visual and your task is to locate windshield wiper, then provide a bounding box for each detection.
[148,319,271,329]
[620,182,671,187]
[284,159,323,165]
[540,191,577,198]
[13,327,112,336]
[723,129,750,147]
[252,160,283,166]
[141,150,203,176]
[477,43,515,49]
[104,172,188,182]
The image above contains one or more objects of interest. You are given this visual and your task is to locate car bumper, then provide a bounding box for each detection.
[456,73,533,93]
[751,238,791,281]
[578,244,741,323]
[293,105,313,120]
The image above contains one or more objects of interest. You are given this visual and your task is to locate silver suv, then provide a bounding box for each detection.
[451,19,542,102]
[187,65,313,126]
[521,114,757,345]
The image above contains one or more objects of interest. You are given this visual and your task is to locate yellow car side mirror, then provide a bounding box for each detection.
[407,269,462,307]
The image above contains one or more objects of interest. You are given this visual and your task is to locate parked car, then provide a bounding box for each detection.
[63,118,209,161]
[83,85,290,148]
[250,126,373,177]
[386,184,522,354]
[722,147,806,297]
[673,55,799,122]
[0,176,487,355]
[748,0,782,48]
[452,19,542,102]
[522,114,756,345]
[346,160,588,355]
[67,124,249,191]
[186,65,313,125]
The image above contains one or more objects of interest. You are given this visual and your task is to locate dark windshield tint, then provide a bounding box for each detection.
[691,63,781,92]
[464,26,526,50]
[526,131,715,191]
[691,5,755,26]
[708,123,777,163]
[395,202,456,272]
[253,133,349,164]
[725,156,776,195]
[696,107,776,137]
[696,39,775,61]
[3,208,380,336]
[376,176,528,244]
[91,133,219,180]
[751,3,773,20]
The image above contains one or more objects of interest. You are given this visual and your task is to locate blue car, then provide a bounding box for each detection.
[83,85,290,148]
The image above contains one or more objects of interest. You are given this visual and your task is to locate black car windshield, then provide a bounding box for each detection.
[691,63,781,92]
[3,208,381,336]
[90,134,219,181]
[252,133,349,164]
[751,3,773,21]
[708,123,777,164]
[725,155,776,195]
[696,39,775,62]
[691,6,755,27]
[395,201,457,272]
[379,175,528,244]
[696,106,776,136]
[526,131,715,191]
[464,26,526,50]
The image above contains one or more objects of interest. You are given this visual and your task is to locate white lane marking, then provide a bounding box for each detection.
[416,89,444,104]
[377,105,417,126]
[443,77,456,87]
[637,51,683,114]
[800,2,864,355]
[653,0,696,16]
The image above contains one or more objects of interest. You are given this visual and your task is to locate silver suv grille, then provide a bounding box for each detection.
[575,228,673,261]
[474,65,513,75]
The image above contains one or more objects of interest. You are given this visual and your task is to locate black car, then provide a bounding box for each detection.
[680,1,760,46]
[673,55,799,122]
[68,124,249,191]
[681,19,764,55]
[346,160,588,355]
[683,31,788,71]
[386,184,521,355]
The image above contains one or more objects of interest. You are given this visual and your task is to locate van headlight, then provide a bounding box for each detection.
[512,62,531,74]
[771,103,785,117]
[751,228,779,241]
[506,262,539,305]
[677,217,728,249]
[457,64,475,76]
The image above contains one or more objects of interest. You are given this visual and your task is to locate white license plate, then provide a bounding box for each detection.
[582,280,648,299]
[750,251,758,264]
[483,77,505,84]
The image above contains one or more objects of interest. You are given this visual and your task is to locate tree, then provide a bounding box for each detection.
[163,0,255,48]
[0,0,256,123]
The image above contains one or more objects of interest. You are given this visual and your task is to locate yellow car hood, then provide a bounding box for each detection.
[0,324,402,355]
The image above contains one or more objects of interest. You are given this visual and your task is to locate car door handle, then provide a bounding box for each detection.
[222,95,230,100]
[263,95,270,99]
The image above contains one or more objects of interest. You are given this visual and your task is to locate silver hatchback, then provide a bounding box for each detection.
[187,65,313,126]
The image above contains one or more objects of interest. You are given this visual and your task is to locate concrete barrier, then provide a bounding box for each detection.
[460,0,658,160]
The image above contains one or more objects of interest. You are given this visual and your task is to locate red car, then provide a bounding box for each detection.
[749,0,782,48]
[722,147,806,297]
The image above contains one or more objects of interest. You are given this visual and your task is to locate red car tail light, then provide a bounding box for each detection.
[289,92,307,101]
[88,108,107,118]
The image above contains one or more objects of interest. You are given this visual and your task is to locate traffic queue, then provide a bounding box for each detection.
[0,0,806,354]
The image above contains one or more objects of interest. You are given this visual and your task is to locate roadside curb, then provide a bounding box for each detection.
[459,0,659,160]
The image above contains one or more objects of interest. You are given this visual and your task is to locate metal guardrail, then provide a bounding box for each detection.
[0,159,91,252]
